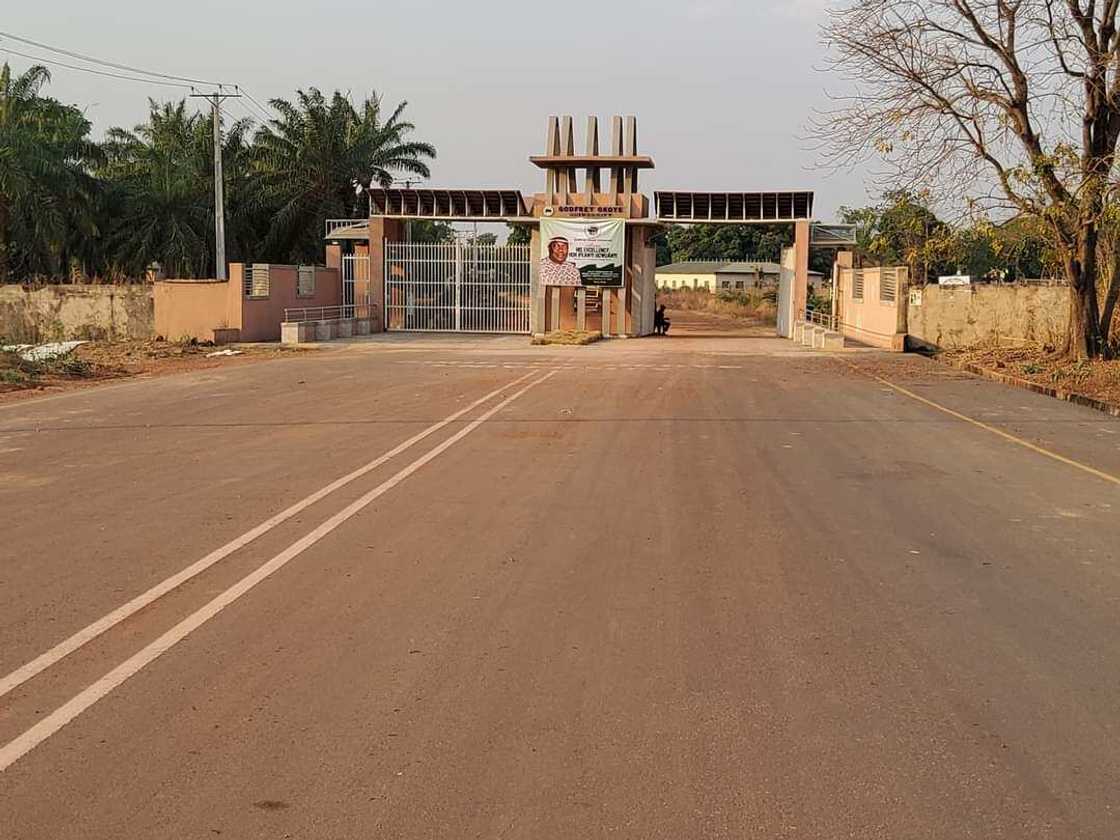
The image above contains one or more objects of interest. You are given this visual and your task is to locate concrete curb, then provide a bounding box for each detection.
[936,355,1120,419]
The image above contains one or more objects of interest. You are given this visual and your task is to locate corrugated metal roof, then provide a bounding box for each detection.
[657,261,824,277]
[656,261,782,275]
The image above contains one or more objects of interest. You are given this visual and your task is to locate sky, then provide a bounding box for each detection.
[2,0,872,219]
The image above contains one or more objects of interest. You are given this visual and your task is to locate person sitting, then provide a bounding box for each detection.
[654,305,671,335]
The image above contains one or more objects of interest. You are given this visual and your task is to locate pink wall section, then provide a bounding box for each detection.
[236,264,341,342]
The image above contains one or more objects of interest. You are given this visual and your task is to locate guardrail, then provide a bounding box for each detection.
[283,304,377,322]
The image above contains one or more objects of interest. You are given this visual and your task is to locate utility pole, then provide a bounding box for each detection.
[190,89,241,280]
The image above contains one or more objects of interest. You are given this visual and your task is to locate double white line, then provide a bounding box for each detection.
[0,369,556,772]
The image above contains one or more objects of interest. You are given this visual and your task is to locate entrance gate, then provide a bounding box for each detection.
[341,254,367,310]
[385,242,531,333]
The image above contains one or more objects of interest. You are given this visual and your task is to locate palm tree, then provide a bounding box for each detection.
[0,63,100,282]
[250,88,436,263]
[100,100,252,277]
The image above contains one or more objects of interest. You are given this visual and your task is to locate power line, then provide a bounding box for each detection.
[0,29,224,87]
[231,97,263,125]
[236,86,275,123]
[0,44,193,89]
[0,29,281,129]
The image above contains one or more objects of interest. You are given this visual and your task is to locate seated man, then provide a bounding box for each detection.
[654,304,671,335]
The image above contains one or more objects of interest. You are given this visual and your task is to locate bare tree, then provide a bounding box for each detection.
[817,0,1120,358]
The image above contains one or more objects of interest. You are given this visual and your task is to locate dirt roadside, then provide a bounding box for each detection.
[0,340,319,404]
[937,345,1120,410]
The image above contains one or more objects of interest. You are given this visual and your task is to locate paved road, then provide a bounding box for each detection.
[2,313,1119,839]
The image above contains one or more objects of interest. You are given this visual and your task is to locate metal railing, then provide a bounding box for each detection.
[325,219,367,238]
[805,308,836,331]
[283,303,377,323]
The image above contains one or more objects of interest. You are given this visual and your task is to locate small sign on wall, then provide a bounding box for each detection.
[909,288,923,306]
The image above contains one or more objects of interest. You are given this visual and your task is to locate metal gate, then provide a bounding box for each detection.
[385,242,531,333]
[342,254,368,309]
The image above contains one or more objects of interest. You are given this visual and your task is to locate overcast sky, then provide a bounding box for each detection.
[2,0,871,219]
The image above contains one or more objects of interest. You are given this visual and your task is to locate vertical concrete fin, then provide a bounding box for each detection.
[561,115,578,194]
[609,115,624,198]
[624,116,638,193]
[585,115,601,194]
[545,115,560,197]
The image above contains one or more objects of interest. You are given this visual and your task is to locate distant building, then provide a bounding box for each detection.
[656,260,824,292]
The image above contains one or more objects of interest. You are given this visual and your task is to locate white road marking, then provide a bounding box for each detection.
[0,370,557,773]
[0,371,537,701]
[399,361,743,371]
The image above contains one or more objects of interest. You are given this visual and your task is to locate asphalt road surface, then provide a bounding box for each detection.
[2,312,1120,839]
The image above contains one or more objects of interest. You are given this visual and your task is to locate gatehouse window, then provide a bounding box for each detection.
[879,268,897,303]
[852,270,865,301]
[244,264,271,299]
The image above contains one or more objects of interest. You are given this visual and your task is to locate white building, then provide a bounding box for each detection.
[656,261,824,292]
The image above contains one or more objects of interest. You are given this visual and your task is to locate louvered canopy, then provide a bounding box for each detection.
[368,189,532,220]
[655,191,814,223]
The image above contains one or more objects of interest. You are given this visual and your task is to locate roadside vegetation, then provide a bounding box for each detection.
[939,344,1120,409]
[0,347,93,390]
[0,62,435,282]
[0,340,302,396]
[819,2,1120,359]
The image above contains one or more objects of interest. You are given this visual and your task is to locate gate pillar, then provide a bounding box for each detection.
[530,225,544,334]
[368,217,403,333]
[793,219,810,323]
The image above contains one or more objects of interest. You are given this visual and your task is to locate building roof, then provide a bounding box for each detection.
[656,261,780,275]
[656,260,824,277]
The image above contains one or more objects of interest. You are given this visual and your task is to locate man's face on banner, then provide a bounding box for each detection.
[548,239,569,264]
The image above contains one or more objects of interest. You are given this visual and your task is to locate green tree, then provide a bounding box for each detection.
[838,190,947,283]
[0,63,100,282]
[409,220,455,243]
[100,100,253,277]
[657,223,833,276]
[251,88,436,264]
[661,224,792,265]
[506,223,531,246]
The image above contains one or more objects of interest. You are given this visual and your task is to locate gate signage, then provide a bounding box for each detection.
[539,218,625,288]
[549,204,626,218]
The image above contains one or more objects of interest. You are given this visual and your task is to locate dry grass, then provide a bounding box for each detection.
[531,330,602,346]
[940,344,1120,406]
[656,288,777,322]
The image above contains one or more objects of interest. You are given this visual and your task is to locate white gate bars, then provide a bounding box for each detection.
[385,242,531,334]
[342,253,368,309]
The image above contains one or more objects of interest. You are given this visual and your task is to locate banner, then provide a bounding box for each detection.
[539,219,624,288]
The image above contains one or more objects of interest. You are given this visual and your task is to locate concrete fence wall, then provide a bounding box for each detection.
[907,283,1069,350]
[153,279,237,343]
[0,284,154,343]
